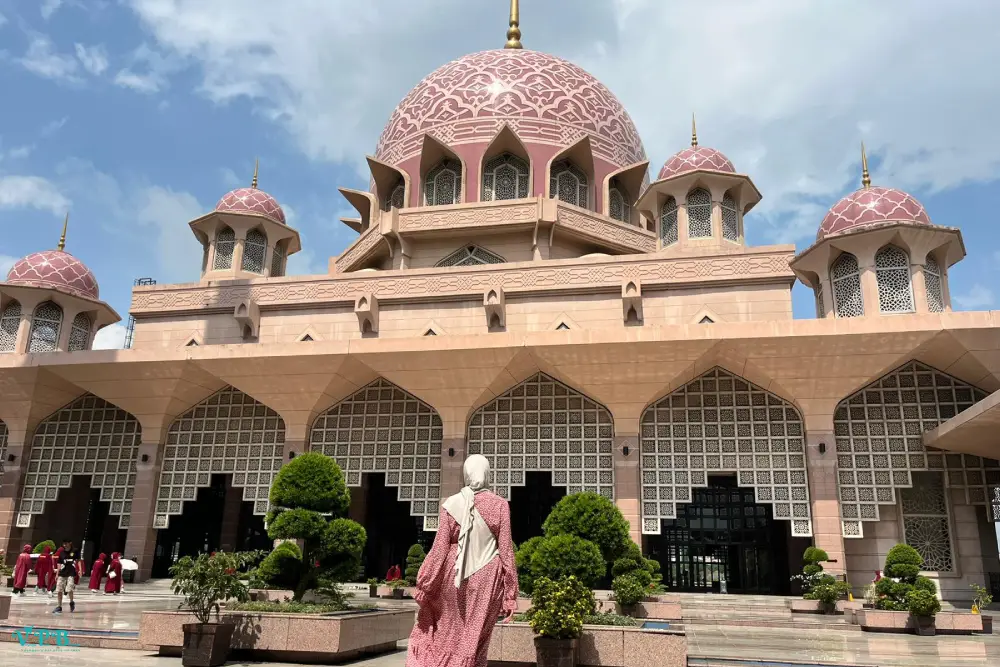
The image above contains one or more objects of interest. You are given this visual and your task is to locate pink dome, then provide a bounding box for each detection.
[215,187,286,224]
[375,49,647,170]
[818,186,931,239]
[658,146,736,180]
[5,250,99,300]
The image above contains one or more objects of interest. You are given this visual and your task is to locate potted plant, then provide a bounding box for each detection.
[387,578,407,599]
[367,577,380,598]
[611,574,646,616]
[404,544,426,586]
[529,576,595,667]
[906,589,941,636]
[169,550,261,667]
[971,583,994,633]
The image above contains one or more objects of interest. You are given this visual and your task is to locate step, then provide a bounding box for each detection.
[689,658,876,667]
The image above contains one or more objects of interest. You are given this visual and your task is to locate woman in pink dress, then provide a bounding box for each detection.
[406,454,518,667]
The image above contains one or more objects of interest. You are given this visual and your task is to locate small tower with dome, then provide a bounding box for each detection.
[791,143,963,318]
[0,215,119,354]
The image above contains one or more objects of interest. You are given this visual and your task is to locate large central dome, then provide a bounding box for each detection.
[375,49,647,170]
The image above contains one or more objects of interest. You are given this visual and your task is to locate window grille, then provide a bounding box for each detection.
[832,253,864,318]
[436,245,506,268]
[900,472,954,572]
[28,301,63,353]
[242,229,267,274]
[213,227,235,270]
[423,160,461,206]
[270,242,286,277]
[383,180,406,211]
[609,183,631,223]
[815,288,825,318]
[686,188,713,238]
[924,256,945,313]
[0,300,21,352]
[68,312,91,352]
[549,160,588,208]
[482,153,529,201]
[0,420,6,475]
[721,194,739,241]
[660,197,678,245]
[875,245,914,313]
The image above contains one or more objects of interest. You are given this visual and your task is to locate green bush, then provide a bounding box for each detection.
[612,574,647,608]
[32,540,56,554]
[906,589,941,618]
[802,546,829,564]
[405,544,426,585]
[584,612,638,627]
[253,541,303,590]
[515,536,545,595]
[875,543,939,613]
[810,584,840,606]
[268,452,351,516]
[612,556,641,578]
[228,600,348,614]
[528,576,596,639]
[530,534,605,589]
[884,544,922,581]
[170,551,263,624]
[792,545,837,597]
[542,492,631,564]
[319,518,367,583]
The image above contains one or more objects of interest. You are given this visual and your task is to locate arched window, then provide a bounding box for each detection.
[241,228,267,274]
[436,245,506,268]
[831,253,864,318]
[383,180,405,211]
[549,160,588,208]
[28,301,63,353]
[815,288,825,318]
[423,160,462,206]
[482,153,529,201]
[924,255,945,313]
[0,300,21,353]
[270,241,286,278]
[660,196,678,245]
[721,193,739,241]
[213,226,235,270]
[686,188,713,238]
[609,181,631,224]
[68,313,92,352]
[875,245,914,314]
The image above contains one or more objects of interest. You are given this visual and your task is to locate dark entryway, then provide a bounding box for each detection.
[31,476,127,566]
[645,475,790,594]
[509,471,567,547]
[350,472,426,580]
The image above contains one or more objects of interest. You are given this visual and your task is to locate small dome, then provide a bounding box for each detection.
[215,187,286,224]
[5,249,99,300]
[818,186,931,239]
[658,146,736,180]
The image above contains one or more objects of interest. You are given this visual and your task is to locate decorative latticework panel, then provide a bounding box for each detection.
[640,368,813,537]
[834,361,998,538]
[28,301,63,353]
[550,160,588,208]
[213,227,235,270]
[900,472,953,572]
[482,153,529,201]
[991,485,1000,522]
[154,388,285,529]
[16,395,139,529]
[875,245,914,313]
[242,229,267,274]
[832,253,864,318]
[924,256,945,313]
[660,197,678,245]
[0,300,20,352]
[609,186,630,224]
[686,188,713,238]
[721,194,739,241]
[468,373,615,501]
[0,419,7,475]
[310,378,443,531]
[424,160,461,206]
[815,288,825,319]
[68,313,91,352]
[436,245,506,268]
[270,242,286,278]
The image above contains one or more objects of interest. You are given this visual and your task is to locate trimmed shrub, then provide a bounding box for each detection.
[529,576,596,639]
[405,544,426,585]
[612,574,647,608]
[794,545,837,597]
[32,540,56,555]
[884,544,922,580]
[254,541,303,590]
[875,542,938,612]
[515,536,545,595]
[530,534,605,589]
[268,452,350,516]
[542,492,631,564]
[906,589,941,618]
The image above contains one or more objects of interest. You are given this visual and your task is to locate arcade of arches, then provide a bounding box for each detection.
[2,363,998,598]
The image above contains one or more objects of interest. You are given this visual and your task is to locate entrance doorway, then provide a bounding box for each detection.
[350,472,426,580]
[509,472,567,547]
[645,475,790,594]
[29,476,127,565]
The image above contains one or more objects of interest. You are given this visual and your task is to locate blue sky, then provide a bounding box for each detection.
[1,0,999,349]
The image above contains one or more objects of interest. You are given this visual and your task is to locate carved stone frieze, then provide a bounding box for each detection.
[399,201,538,233]
[557,206,656,253]
[335,224,384,273]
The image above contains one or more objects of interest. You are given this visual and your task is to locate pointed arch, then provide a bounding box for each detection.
[436,245,506,267]
[923,255,945,313]
[686,188,713,238]
[721,192,739,242]
[481,125,531,202]
[310,378,443,530]
[242,227,268,273]
[467,373,615,501]
[153,387,286,529]
[660,196,679,246]
[28,301,63,353]
[15,394,141,529]
[68,312,92,352]
[831,252,864,318]
[639,367,813,537]
[0,299,21,353]
[549,160,589,208]
[213,226,236,270]
[420,134,465,206]
[875,244,914,313]
[367,155,410,212]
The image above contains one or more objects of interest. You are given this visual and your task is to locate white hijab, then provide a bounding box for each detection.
[442,454,499,588]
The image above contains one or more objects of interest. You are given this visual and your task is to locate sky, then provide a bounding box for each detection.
[1,0,1000,353]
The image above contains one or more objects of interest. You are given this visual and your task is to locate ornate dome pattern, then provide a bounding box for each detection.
[215,187,286,224]
[818,186,931,239]
[375,49,647,170]
[5,250,99,300]
[658,146,736,180]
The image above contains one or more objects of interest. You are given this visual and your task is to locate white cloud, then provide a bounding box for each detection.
[93,322,128,350]
[75,43,109,76]
[954,284,995,310]
[113,43,175,94]
[41,117,69,137]
[114,69,162,93]
[41,0,64,20]
[125,0,1000,243]
[0,175,70,213]
[133,185,205,283]
[19,36,80,82]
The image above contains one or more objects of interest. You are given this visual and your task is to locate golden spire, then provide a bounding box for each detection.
[57,212,68,251]
[505,0,522,49]
[691,112,698,147]
[251,157,259,189]
[861,142,871,190]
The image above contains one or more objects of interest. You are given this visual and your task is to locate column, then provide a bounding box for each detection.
[439,411,468,502]
[0,418,34,561]
[56,305,82,352]
[804,415,846,576]
[613,432,642,546]
[911,264,929,314]
[124,423,167,582]
[232,230,247,274]
[13,294,41,354]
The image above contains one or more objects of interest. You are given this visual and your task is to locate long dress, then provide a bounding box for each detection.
[34,547,53,591]
[48,548,62,591]
[105,553,122,594]
[406,490,518,667]
[89,554,106,591]
[12,546,31,592]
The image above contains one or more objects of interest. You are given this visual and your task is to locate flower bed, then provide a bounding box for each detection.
[487,622,686,667]
[856,609,983,635]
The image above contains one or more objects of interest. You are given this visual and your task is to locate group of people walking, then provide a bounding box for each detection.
[11,540,123,613]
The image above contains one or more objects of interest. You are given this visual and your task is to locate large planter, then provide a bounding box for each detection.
[392,588,404,600]
[488,622,687,667]
[181,623,234,667]
[981,614,993,634]
[535,636,577,667]
[914,615,935,637]
[369,585,378,598]
[856,609,982,635]
[0,594,10,621]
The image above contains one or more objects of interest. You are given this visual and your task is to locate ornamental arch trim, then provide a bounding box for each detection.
[154,387,285,529]
[16,394,140,529]
[309,378,443,531]
[467,373,615,502]
[639,367,813,537]
[834,360,997,539]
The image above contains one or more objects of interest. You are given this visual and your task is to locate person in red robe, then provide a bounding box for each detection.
[48,547,63,594]
[104,552,122,595]
[34,546,53,596]
[386,564,402,582]
[89,553,106,594]
[12,544,32,596]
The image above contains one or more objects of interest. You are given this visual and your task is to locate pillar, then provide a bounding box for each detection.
[0,418,34,562]
[804,415,846,576]
[439,409,468,503]
[911,264,929,314]
[613,432,642,546]
[123,423,167,582]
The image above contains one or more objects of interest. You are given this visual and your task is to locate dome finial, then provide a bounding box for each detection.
[505,0,522,49]
[691,112,698,147]
[251,157,259,189]
[861,142,871,190]
[57,212,68,252]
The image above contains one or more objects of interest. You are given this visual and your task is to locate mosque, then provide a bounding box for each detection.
[1,1,998,601]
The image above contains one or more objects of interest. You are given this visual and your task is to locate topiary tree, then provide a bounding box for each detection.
[515,536,546,595]
[542,492,631,565]
[262,452,367,601]
[252,541,303,590]
[875,543,937,611]
[404,544,426,585]
[32,540,56,555]
[529,534,605,589]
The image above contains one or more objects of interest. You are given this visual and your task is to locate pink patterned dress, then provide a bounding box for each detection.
[406,490,519,667]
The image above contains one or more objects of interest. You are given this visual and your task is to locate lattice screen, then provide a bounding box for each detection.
[16,395,139,529]
[0,300,21,353]
[640,367,813,537]
[721,194,739,241]
[832,253,864,318]
[660,197,678,245]
[991,486,1000,523]
[28,301,62,353]
[214,227,235,270]
[550,160,588,208]
[436,245,506,268]
[924,257,945,313]
[834,361,998,538]
[68,313,91,352]
[875,245,915,313]
[900,472,954,572]
[154,387,285,529]
[310,378,443,531]
[686,188,713,238]
[424,160,461,206]
[242,229,267,274]
[468,373,615,502]
[609,184,630,224]
[482,153,529,201]
[0,419,7,476]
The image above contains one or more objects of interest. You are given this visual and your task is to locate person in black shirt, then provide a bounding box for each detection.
[53,539,82,614]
